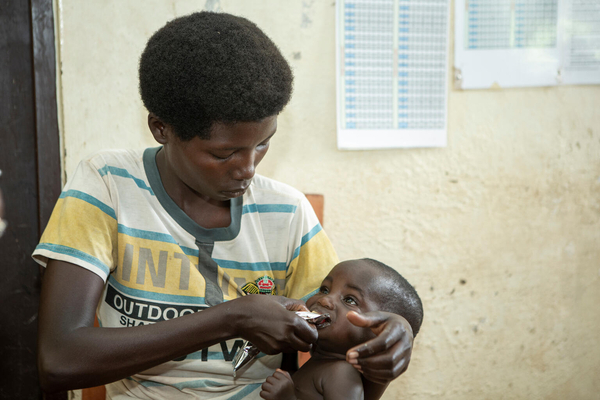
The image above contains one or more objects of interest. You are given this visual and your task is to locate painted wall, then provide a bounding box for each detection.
[55,0,600,399]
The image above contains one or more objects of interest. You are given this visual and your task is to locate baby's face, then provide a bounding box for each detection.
[306,260,379,355]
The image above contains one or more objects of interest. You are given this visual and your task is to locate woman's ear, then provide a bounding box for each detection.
[148,113,170,144]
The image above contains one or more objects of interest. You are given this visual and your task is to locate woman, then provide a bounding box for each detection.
[34,12,413,399]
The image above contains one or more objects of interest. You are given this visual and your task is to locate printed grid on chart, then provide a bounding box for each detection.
[466,0,557,50]
[343,0,447,130]
[566,0,600,68]
[397,0,447,130]
[343,0,395,130]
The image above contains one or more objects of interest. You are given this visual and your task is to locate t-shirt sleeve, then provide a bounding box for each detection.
[32,158,118,282]
[283,195,339,301]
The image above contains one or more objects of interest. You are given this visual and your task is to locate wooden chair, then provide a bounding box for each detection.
[81,194,324,399]
[296,194,323,368]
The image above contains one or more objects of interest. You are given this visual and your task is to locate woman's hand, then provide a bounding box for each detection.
[233,295,317,355]
[345,311,414,385]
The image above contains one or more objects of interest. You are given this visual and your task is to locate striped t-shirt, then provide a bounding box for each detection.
[33,147,339,399]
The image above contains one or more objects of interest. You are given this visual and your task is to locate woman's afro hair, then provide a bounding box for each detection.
[139,11,293,140]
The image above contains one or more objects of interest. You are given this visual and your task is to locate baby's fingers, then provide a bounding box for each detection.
[260,369,294,400]
[260,382,276,400]
[273,368,292,380]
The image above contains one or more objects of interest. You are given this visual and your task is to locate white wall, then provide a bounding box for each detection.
[56,0,600,398]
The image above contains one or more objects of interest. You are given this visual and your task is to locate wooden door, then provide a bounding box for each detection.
[0,0,62,398]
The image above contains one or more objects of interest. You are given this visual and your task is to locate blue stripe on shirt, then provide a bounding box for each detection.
[60,190,116,219]
[229,383,262,399]
[36,243,111,276]
[301,287,320,302]
[130,377,262,396]
[116,225,199,256]
[291,223,323,261]
[117,224,177,244]
[242,203,297,214]
[98,165,154,195]
[131,377,228,389]
[214,259,288,271]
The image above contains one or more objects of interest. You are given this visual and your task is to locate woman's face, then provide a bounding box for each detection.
[157,116,277,202]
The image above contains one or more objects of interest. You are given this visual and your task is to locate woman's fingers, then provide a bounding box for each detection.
[349,344,412,372]
[239,295,318,354]
[264,296,317,345]
[346,311,413,382]
[346,312,403,356]
[349,348,411,382]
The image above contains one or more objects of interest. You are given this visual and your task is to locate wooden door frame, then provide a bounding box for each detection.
[0,0,61,398]
[31,0,62,222]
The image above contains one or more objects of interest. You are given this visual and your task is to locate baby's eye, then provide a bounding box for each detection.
[319,286,329,294]
[343,297,357,306]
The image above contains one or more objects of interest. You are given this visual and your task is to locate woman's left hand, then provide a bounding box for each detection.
[345,311,414,385]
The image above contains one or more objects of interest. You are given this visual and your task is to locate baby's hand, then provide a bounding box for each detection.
[260,368,296,400]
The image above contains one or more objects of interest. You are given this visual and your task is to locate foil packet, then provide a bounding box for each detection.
[232,310,331,377]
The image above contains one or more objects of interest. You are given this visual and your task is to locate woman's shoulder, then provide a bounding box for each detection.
[250,174,306,203]
[82,148,145,169]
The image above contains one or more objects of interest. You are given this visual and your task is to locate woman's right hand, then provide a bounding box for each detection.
[232,294,318,354]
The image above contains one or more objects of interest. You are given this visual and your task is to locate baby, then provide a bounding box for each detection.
[260,258,423,400]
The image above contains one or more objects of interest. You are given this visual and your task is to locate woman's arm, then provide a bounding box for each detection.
[38,259,318,392]
[345,311,414,400]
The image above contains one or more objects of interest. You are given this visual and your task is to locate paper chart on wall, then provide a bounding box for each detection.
[335,0,450,150]
[454,0,600,89]
[561,0,600,85]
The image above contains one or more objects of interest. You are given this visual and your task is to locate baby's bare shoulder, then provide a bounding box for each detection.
[300,359,364,400]
[323,361,363,399]
[323,360,362,382]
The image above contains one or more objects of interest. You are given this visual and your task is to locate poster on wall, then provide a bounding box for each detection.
[335,0,450,150]
[454,0,600,89]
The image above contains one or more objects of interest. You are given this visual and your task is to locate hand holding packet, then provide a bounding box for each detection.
[232,310,331,377]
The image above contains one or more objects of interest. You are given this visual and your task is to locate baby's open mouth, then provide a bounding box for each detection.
[314,314,331,329]
[297,310,331,329]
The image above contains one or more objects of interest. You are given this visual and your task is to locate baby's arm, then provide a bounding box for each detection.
[261,362,365,400]
[261,368,297,400]
[320,362,365,400]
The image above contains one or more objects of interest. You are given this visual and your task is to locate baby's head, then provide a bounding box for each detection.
[306,258,423,355]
